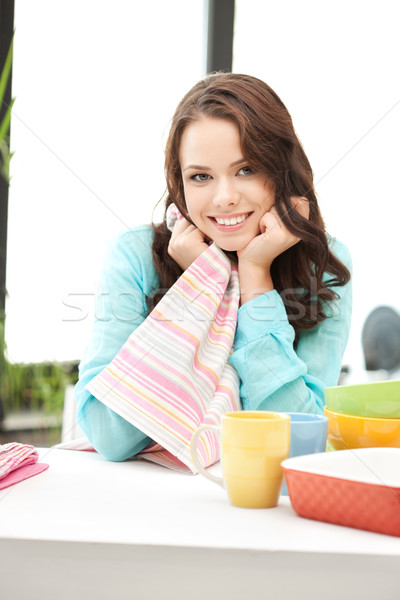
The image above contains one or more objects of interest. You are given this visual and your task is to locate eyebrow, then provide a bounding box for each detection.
[182,158,246,172]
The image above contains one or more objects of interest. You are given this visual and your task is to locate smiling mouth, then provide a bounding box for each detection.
[211,212,251,226]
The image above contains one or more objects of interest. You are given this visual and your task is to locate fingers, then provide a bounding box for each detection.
[245,196,309,269]
[259,196,309,234]
[290,196,310,220]
[169,216,195,241]
[168,217,208,271]
[259,207,281,234]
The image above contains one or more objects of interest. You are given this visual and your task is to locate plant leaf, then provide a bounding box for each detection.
[0,37,13,105]
[0,98,15,141]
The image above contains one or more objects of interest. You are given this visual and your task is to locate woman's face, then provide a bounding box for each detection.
[179,116,275,252]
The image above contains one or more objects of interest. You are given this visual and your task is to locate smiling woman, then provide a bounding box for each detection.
[179,117,276,252]
[160,73,347,325]
[75,72,352,464]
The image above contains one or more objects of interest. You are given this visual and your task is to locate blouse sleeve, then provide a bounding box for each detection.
[74,228,159,461]
[228,239,352,414]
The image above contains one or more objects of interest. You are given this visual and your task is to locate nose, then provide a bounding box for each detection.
[213,177,240,208]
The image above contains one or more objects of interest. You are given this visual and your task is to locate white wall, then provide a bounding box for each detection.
[233,0,400,369]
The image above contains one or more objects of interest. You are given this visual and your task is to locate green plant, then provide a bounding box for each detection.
[0,358,79,417]
[0,36,16,422]
[0,35,14,348]
[0,36,14,182]
[0,318,8,420]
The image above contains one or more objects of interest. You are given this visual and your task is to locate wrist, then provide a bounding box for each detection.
[238,263,274,305]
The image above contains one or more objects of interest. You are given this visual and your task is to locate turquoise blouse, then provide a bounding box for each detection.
[75,225,352,461]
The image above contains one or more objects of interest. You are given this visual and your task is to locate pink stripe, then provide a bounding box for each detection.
[135,322,219,387]
[174,279,218,315]
[197,247,231,279]
[122,337,214,396]
[182,262,224,294]
[185,262,227,296]
[115,342,208,406]
[100,370,194,442]
[108,359,204,423]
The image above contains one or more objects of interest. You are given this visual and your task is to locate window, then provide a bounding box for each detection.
[6,0,204,362]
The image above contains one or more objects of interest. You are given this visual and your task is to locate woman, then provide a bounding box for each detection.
[75,72,351,462]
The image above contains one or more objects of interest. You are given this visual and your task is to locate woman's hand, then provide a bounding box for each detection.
[237,196,309,304]
[167,217,209,271]
[238,196,309,268]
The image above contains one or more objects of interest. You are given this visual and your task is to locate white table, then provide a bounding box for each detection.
[1,448,399,600]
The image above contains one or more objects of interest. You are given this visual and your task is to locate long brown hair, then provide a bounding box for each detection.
[150,72,350,332]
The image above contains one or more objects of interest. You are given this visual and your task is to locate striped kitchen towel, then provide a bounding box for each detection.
[0,443,49,489]
[86,204,241,473]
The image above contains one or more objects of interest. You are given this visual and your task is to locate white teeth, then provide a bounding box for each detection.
[215,213,249,226]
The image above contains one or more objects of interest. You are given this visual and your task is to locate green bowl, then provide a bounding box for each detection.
[324,380,400,418]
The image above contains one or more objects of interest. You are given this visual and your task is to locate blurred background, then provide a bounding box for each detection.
[1,0,400,444]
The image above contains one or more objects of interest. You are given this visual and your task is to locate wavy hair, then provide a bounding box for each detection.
[149,72,350,334]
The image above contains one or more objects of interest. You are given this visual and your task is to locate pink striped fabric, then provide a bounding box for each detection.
[0,442,39,478]
[0,443,49,489]
[86,205,241,473]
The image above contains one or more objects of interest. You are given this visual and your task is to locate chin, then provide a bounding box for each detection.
[217,241,245,252]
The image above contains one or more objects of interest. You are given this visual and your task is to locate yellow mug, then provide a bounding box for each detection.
[190,411,290,508]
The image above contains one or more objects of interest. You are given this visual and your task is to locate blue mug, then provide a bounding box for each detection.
[281,412,328,495]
